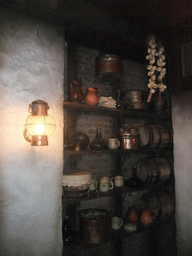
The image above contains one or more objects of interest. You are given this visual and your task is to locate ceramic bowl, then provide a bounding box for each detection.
[124,222,137,232]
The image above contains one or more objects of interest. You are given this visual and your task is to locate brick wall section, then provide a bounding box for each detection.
[64,45,174,256]
[65,45,150,213]
[75,45,148,181]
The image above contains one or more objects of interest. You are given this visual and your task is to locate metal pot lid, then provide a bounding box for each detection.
[122,128,139,136]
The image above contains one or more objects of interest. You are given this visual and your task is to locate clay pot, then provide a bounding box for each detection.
[95,54,122,83]
[127,205,139,223]
[84,87,99,106]
[140,209,158,226]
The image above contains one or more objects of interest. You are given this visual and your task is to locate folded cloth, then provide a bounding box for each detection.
[98,96,116,108]
[99,96,116,105]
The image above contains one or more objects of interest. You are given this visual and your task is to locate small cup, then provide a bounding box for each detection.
[89,177,97,191]
[108,138,120,149]
[113,176,124,187]
[88,177,99,197]
[99,177,113,192]
[111,216,123,230]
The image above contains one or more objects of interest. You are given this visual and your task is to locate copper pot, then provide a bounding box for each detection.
[79,208,109,244]
[95,54,122,83]
[122,90,148,110]
[120,130,139,149]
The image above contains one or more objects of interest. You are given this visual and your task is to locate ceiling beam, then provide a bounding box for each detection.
[142,0,192,29]
[1,0,149,46]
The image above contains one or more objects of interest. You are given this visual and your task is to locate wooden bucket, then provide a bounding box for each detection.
[79,208,109,244]
[147,124,161,148]
[138,124,172,148]
[159,192,175,218]
[137,125,153,147]
[157,124,172,147]
[136,157,172,185]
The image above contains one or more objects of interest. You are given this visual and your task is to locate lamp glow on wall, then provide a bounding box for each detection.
[24,100,56,146]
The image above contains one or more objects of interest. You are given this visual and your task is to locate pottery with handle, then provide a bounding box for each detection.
[84,87,99,106]
[140,209,158,226]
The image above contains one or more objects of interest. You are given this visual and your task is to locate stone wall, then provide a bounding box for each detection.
[0,8,64,256]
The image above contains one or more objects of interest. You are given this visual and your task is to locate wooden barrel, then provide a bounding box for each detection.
[157,124,172,147]
[147,124,161,148]
[150,157,172,184]
[137,125,153,147]
[159,192,175,218]
[136,157,172,185]
[136,159,153,184]
[138,124,172,148]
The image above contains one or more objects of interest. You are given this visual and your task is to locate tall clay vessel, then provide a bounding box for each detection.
[68,79,84,103]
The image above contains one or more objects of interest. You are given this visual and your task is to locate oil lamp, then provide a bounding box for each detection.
[24,100,56,146]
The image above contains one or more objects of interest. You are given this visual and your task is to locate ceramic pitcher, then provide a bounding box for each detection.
[84,87,99,106]
[140,209,158,226]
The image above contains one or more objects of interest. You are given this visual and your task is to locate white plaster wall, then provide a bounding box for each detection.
[172,90,192,255]
[0,8,64,256]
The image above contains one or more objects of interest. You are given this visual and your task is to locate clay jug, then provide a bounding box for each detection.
[68,79,84,103]
[140,209,158,226]
[127,205,139,223]
[84,87,99,106]
[149,91,167,115]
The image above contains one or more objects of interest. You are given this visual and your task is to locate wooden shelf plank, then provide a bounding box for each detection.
[62,182,174,203]
[62,185,152,203]
[64,145,173,155]
[64,101,171,120]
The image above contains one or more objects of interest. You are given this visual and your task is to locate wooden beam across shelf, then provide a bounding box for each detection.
[62,185,146,203]
[62,183,175,203]
[64,146,173,155]
[64,101,171,120]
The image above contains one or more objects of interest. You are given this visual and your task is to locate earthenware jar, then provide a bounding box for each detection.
[127,205,139,223]
[84,87,99,106]
[149,91,167,115]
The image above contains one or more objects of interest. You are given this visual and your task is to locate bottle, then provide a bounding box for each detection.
[90,126,108,150]
[62,216,76,246]
[116,90,123,109]
[126,166,144,188]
